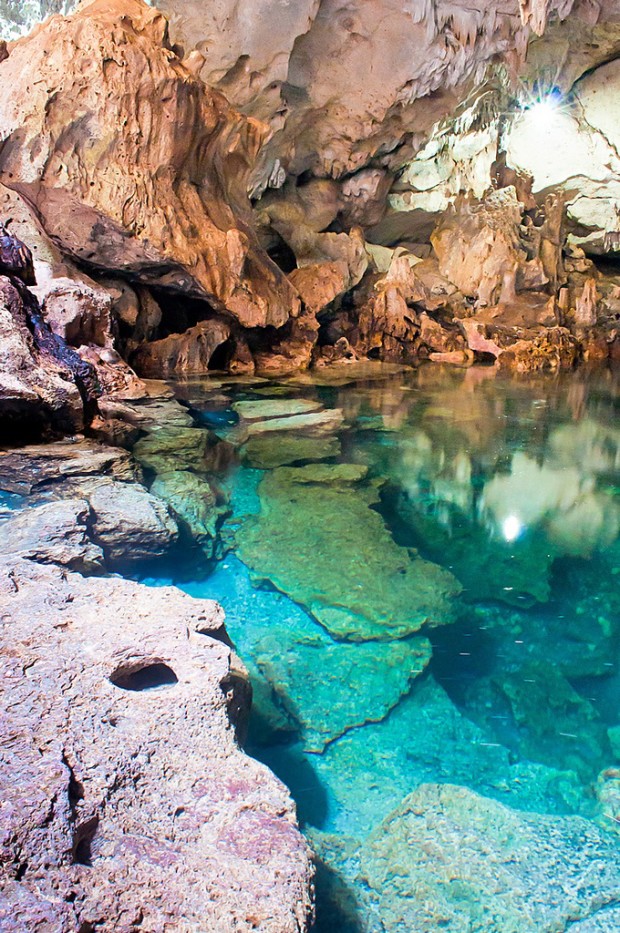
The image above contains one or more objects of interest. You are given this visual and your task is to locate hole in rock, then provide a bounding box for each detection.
[267,234,297,273]
[72,816,99,867]
[150,289,219,338]
[110,662,178,692]
[208,338,235,371]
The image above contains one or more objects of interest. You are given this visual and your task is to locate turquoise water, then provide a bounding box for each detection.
[138,364,620,931]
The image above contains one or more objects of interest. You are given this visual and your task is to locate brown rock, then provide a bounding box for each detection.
[0,0,298,330]
[432,188,526,307]
[0,440,139,496]
[41,278,114,348]
[0,557,314,931]
[497,326,580,371]
[0,499,104,572]
[78,345,148,400]
[132,318,231,377]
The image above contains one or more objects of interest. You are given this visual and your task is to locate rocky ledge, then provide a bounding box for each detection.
[0,554,314,932]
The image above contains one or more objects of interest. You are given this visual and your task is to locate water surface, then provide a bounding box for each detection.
[140,363,620,931]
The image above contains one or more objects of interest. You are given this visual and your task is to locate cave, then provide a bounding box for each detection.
[0,2,619,932]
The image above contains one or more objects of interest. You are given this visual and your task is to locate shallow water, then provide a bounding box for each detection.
[139,363,620,931]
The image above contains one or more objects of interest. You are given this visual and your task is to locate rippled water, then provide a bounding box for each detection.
[140,363,620,931]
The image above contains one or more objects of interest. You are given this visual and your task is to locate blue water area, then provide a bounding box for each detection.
[0,488,24,521]
[138,364,620,931]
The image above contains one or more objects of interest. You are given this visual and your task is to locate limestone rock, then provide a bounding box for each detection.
[280,674,586,841]
[0,439,139,496]
[258,629,432,753]
[0,0,298,330]
[40,278,114,349]
[133,427,211,473]
[132,319,232,378]
[359,783,620,932]
[0,499,103,572]
[242,433,342,470]
[150,470,225,556]
[0,556,314,932]
[241,408,345,439]
[233,398,323,421]
[237,464,460,641]
[432,188,528,306]
[508,55,620,256]
[85,478,179,565]
[0,276,85,441]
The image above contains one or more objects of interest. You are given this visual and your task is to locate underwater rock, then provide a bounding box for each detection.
[150,470,226,557]
[358,782,620,933]
[493,660,610,780]
[240,408,345,439]
[310,675,588,837]
[273,463,369,486]
[0,556,314,932]
[233,398,323,421]
[257,631,432,753]
[237,465,460,641]
[202,554,433,753]
[242,432,342,469]
[133,427,211,474]
[0,499,104,573]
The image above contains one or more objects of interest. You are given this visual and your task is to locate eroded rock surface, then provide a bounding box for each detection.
[0,0,297,330]
[0,557,314,932]
[358,783,620,933]
[237,463,461,641]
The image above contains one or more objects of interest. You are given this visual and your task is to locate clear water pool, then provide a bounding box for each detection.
[138,363,620,931]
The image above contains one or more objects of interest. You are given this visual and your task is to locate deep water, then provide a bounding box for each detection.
[138,363,620,931]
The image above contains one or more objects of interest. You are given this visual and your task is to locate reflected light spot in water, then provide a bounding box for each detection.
[502,514,523,542]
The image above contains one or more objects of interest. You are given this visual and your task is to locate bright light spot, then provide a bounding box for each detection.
[523,94,560,126]
[515,89,569,141]
[502,514,523,542]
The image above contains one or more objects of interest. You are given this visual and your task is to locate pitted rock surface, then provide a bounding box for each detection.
[0,558,314,932]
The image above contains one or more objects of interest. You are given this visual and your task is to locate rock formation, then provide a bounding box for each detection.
[0,0,617,385]
[0,556,313,932]
[0,0,297,330]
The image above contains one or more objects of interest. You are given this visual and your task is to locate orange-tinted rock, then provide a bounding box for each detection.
[496,326,580,371]
[132,319,232,378]
[0,0,298,330]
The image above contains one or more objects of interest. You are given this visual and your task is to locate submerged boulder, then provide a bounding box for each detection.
[150,469,227,557]
[242,432,342,469]
[359,783,620,932]
[237,463,461,641]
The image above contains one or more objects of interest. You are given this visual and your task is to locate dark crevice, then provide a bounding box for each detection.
[72,816,100,867]
[110,662,178,692]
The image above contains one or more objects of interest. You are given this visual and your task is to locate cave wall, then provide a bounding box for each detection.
[0,0,619,379]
